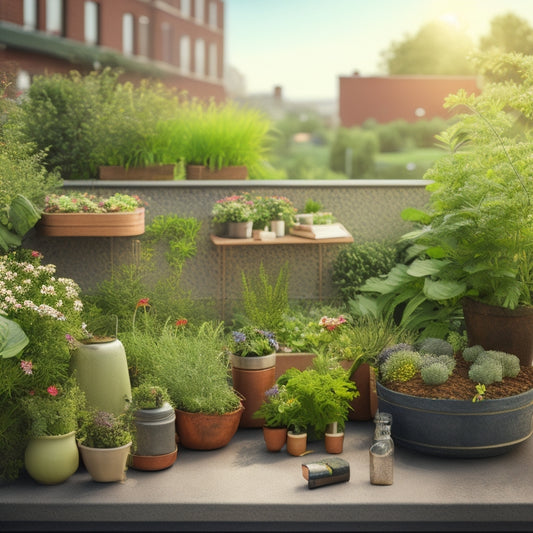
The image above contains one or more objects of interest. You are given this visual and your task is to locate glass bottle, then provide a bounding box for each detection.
[372,411,393,444]
[369,424,394,485]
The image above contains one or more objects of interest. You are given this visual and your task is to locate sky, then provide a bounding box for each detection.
[224,0,533,101]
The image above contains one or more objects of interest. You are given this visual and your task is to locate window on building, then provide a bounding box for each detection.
[46,0,64,36]
[162,22,174,64]
[84,1,99,45]
[195,38,205,76]
[208,1,218,28]
[195,0,204,23]
[138,15,150,57]
[208,42,217,78]
[180,35,191,73]
[23,0,37,29]
[123,13,134,55]
[181,0,191,18]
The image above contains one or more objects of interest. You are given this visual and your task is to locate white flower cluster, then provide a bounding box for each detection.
[0,255,83,321]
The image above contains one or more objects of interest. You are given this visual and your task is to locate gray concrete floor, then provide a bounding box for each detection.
[1,421,533,532]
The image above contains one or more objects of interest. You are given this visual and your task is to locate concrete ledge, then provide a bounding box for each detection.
[2,422,532,531]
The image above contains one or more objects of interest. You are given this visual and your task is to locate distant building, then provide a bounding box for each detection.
[339,74,480,126]
[0,0,225,101]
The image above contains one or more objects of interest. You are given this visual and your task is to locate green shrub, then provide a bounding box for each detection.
[462,344,485,363]
[329,127,379,178]
[416,337,454,356]
[420,362,450,385]
[468,356,503,385]
[332,240,398,303]
[380,350,422,382]
[484,350,521,378]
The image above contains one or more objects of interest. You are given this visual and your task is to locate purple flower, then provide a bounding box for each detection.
[232,331,246,343]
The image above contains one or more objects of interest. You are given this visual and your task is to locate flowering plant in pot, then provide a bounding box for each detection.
[230,326,279,359]
[211,195,255,223]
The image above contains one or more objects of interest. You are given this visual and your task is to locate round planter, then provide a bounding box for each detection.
[262,427,287,452]
[377,382,533,458]
[78,442,132,482]
[70,338,132,415]
[130,447,178,471]
[231,353,276,428]
[324,432,344,454]
[286,431,307,457]
[134,403,176,456]
[227,221,253,239]
[463,297,533,366]
[24,431,79,485]
[174,405,243,450]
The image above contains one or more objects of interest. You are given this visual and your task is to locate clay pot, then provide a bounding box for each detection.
[262,427,287,452]
[286,431,307,457]
[324,432,344,454]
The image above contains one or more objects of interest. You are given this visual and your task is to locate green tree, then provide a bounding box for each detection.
[480,13,533,55]
[380,20,475,75]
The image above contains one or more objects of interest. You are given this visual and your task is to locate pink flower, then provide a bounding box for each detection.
[20,360,33,375]
[136,298,150,309]
[47,386,58,397]
[31,250,42,258]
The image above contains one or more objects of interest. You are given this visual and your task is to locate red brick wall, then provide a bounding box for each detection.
[339,75,480,126]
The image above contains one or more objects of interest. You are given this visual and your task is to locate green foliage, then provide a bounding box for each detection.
[277,359,358,436]
[480,13,533,57]
[44,192,143,213]
[229,326,279,357]
[332,240,398,303]
[155,321,241,414]
[420,362,451,385]
[78,409,132,448]
[415,337,454,356]
[462,345,486,363]
[303,199,322,213]
[468,356,503,386]
[22,378,85,437]
[252,384,298,428]
[131,383,172,410]
[0,314,29,359]
[484,350,521,378]
[380,350,422,382]
[239,262,289,333]
[329,127,379,178]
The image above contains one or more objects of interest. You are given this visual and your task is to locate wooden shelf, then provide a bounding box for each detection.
[210,234,354,246]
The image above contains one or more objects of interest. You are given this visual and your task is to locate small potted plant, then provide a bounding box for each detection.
[252,384,296,452]
[228,326,280,427]
[77,409,133,482]
[39,192,146,237]
[129,383,177,471]
[211,194,255,238]
[22,378,85,485]
[248,195,297,237]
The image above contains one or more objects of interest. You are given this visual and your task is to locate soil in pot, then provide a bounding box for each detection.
[384,354,533,400]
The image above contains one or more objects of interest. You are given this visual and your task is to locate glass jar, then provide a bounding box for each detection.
[369,424,394,485]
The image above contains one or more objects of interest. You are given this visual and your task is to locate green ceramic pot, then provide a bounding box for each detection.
[24,431,79,485]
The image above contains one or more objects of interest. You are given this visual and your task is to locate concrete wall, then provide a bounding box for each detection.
[23,179,431,318]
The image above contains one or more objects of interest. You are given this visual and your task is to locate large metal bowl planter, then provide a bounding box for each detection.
[377,382,533,458]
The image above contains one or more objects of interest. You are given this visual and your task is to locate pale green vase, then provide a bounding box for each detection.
[24,431,79,485]
[70,339,132,415]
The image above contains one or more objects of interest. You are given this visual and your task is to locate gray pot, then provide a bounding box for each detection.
[134,402,176,456]
[377,382,533,458]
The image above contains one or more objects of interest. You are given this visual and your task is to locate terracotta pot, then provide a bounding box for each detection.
[78,442,132,482]
[340,362,378,421]
[231,356,276,428]
[274,352,316,380]
[174,405,243,450]
[38,208,145,237]
[463,297,533,366]
[286,431,307,456]
[186,164,248,180]
[262,427,287,452]
[130,447,178,471]
[324,432,344,454]
[99,164,175,180]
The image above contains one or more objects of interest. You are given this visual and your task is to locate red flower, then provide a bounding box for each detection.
[31,250,42,258]
[175,319,188,327]
[47,386,58,397]
[136,298,150,309]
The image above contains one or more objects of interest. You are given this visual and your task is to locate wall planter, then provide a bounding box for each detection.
[377,382,533,458]
[463,297,533,367]
[39,208,145,237]
[231,353,276,428]
[24,431,79,485]
[99,165,175,181]
[186,164,248,180]
[174,405,243,450]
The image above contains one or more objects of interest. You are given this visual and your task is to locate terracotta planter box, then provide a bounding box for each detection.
[186,164,248,180]
[99,165,175,180]
[38,208,145,237]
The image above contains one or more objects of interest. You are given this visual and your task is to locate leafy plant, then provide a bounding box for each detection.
[229,326,279,357]
[252,384,298,428]
[131,383,172,410]
[211,195,255,223]
[239,262,289,333]
[332,240,398,303]
[43,192,144,213]
[0,314,29,360]
[78,409,132,448]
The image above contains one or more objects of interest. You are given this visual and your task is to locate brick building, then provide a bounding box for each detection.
[0,0,225,101]
[339,74,480,127]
